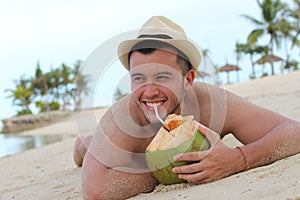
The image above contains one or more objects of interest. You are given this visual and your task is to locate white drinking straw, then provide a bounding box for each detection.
[153,105,165,125]
[153,105,173,135]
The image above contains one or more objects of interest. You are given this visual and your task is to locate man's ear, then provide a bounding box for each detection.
[185,70,195,85]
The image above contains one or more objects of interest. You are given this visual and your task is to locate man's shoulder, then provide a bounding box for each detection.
[191,82,223,96]
[100,95,151,140]
[192,81,220,89]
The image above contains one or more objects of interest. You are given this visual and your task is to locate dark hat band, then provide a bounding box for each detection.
[137,34,173,39]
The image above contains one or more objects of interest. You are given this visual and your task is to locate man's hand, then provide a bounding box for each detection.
[172,124,245,184]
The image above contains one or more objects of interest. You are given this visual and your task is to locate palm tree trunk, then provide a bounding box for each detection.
[271,63,275,75]
[227,72,230,84]
[250,55,256,78]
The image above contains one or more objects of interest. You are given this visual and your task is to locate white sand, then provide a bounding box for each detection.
[1,71,300,200]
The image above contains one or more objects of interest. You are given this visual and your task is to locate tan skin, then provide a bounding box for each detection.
[74,48,300,199]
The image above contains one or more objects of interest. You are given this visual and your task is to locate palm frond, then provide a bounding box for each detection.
[247,29,265,44]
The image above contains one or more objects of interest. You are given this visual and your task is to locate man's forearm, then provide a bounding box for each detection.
[242,121,300,169]
[82,152,158,200]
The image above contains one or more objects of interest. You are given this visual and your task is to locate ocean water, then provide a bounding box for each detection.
[0,133,71,158]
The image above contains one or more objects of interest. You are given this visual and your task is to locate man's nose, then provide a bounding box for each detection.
[143,83,160,97]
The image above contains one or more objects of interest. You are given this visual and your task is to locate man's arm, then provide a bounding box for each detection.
[81,106,158,200]
[82,150,157,200]
[231,109,300,169]
[172,85,300,184]
[224,90,300,167]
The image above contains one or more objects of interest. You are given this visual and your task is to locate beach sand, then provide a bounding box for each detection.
[1,71,300,200]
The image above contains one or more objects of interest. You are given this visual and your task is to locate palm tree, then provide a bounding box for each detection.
[72,60,91,111]
[59,63,74,110]
[5,60,93,115]
[241,0,289,75]
[46,67,61,103]
[201,48,210,72]
[277,18,294,73]
[31,61,50,111]
[195,48,212,82]
[288,0,300,48]
[282,0,300,71]
[5,76,33,115]
[235,42,269,78]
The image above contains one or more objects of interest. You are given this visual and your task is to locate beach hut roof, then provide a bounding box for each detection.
[217,64,241,72]
[255,55,283,65]
[196,71,210,78]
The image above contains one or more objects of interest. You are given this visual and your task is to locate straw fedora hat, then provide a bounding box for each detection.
[118,16,201,71]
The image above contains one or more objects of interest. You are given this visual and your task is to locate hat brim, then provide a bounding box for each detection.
[118,38,201,71]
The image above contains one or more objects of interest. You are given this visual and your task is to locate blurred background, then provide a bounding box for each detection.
[1,0,299,125]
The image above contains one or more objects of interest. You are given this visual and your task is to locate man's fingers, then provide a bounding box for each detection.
[197,123,209,135]
[173,151,207,161]
[172,162,201,174]
[177,171,208,184]
[197,124,220,147]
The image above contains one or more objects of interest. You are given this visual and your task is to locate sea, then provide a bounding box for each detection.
[0,133,71,158]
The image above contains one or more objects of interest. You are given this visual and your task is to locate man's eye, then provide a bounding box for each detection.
[156,76,169,81]
[132,76,145,82]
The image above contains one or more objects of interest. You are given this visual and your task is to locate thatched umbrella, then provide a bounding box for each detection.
[196,71,210,78]
[217,64,241,84]
[255,54,283,64]
[255,54,283,75]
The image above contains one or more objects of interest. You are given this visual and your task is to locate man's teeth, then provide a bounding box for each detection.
[147,102,163,107]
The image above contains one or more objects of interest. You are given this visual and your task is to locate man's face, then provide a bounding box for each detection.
[129,48,190,124]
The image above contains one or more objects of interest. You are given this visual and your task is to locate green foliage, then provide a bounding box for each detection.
[236,0,300,79]
[35,100,60,112]
[35,101,46,112]
[5,79,34,114]
[17,109,32,116]
[5,60,90,116]
[49,101,60,111]
[247,29,264,44]
[72,60,91,111]
[284,59,299,70]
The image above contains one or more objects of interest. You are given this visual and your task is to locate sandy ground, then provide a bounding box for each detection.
[1,71,300,200]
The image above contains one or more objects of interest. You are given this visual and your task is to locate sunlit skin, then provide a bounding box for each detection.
[74,47,300,200]
[129,48,194,124]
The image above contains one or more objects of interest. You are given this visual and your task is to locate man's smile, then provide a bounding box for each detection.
[142,100,167,110]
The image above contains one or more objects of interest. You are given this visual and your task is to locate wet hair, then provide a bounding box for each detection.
[128,40,192,75]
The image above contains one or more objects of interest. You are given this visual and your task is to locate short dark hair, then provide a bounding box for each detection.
[128,40,192,75]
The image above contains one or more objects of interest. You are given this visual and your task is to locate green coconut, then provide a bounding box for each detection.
[145,114,210,185]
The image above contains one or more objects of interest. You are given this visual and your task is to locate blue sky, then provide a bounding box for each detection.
[0,0,262,123]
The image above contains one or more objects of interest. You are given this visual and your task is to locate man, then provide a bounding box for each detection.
[73,16,300,199]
